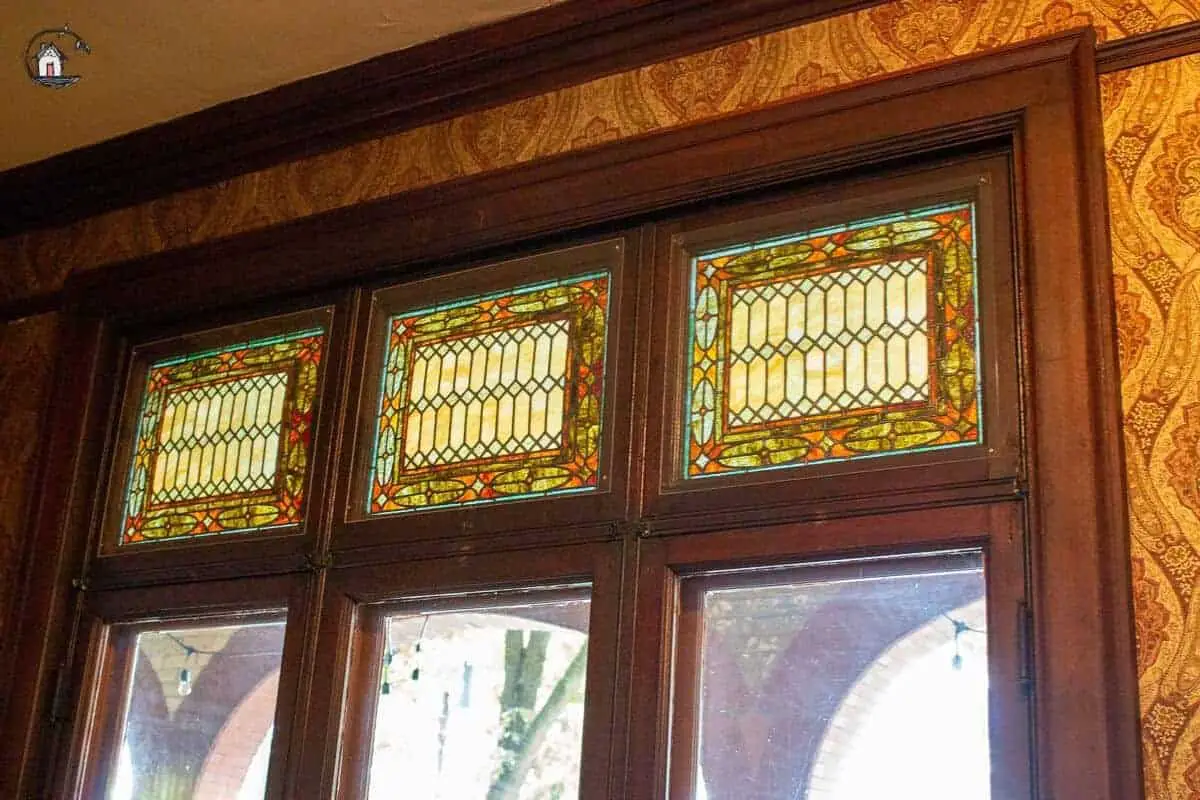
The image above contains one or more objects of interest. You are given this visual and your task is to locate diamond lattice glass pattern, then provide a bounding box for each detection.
[685,203,980,478]
[370,274,609,513]
[404,319,571,469]
[153,371,289,503]
[121,329,324,545]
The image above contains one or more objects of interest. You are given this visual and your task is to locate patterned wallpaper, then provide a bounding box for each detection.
[2,1,1200,796]
[1106,53,1200,798]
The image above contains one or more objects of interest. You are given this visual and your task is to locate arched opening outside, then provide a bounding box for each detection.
[806,599,989,800]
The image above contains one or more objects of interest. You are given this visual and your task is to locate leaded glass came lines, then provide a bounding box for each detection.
[726,259,930,426]
[121,329,324,545]
[404,320,571,468]
[152,371,289,503]
[370,273,609,514]
[685,203,981,478]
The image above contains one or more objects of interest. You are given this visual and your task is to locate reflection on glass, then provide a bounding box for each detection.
[689,551,989,800]
[368,592,591,799]
[109,619,285,800]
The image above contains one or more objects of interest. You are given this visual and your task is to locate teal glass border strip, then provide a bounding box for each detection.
[152,327,324,368]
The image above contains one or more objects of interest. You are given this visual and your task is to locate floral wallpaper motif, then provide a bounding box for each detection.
[2,1,1200,796]
[1106,54,1200,798]
[2,0,1200,300]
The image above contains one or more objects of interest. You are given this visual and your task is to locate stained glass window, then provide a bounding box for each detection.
[369,274,610,514]
[685,203,980,478]
[120,329,325,544]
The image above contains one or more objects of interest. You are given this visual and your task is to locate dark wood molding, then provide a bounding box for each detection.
[0,0,1194,314]
[0,0,885,240]
[0,312,109,798]
[1097,20,1200,73]
[0,291,62,325]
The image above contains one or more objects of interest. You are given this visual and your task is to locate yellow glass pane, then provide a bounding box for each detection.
[725,258,931,427]
[403,319,571,469]
[151,371,288,504]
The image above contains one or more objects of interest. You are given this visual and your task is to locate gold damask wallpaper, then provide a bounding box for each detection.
[1106,54,1200,798]
[2,1,1200,797]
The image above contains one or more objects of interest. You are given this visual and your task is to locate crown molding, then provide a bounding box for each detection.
[1096,20,1200,73]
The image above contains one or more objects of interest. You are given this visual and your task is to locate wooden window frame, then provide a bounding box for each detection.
[639,504,1030,800]
[306,541,627,798]
[97,306,336,556]
[642,154,1020,527]
[53,575,310,799]
[338,236,640,552]
[77,289,359,590]
[2,30,1140,800]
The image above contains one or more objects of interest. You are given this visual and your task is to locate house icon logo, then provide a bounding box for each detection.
[25,26,91,88]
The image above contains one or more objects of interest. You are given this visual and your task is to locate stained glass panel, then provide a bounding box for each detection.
[120,329,325,544]
[369,273,609,514]
[685,203,980,478]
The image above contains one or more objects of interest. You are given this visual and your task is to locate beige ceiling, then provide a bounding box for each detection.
[0,1,559,171]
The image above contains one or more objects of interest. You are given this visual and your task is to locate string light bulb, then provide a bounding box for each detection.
[943,613,985,671]
[177,667,193,697]
[165,634,201,698]
[381,649,393,695]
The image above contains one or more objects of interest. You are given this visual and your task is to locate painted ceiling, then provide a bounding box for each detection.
[0,0,558,171]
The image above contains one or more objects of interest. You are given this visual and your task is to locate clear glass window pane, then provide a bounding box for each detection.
[109,618,286,800]
[687,551,988,800]
[369,591,591,799]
